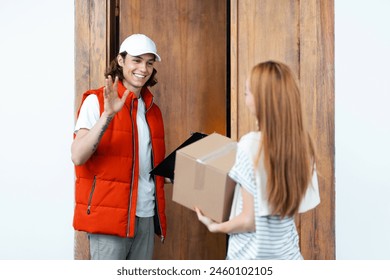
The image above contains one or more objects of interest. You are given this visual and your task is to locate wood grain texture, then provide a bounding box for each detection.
[234,0,301,139]
[230,0,335,259]
[74,0,90,118]
[74,0,109,260]
[299,0,335,260]
[74,0,108,116]
[230,0,238,141]
[119,0,228,259]
[74,230,90,260]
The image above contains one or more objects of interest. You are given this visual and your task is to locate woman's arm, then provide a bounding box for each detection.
[195,187,255,234]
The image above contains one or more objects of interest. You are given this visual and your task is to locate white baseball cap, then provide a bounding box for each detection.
[119,34,161,61]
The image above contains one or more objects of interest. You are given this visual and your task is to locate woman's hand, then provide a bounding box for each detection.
[103,75,130,116]
[195,207,219,233]
[194,187,255,235]
[164,177,172,184]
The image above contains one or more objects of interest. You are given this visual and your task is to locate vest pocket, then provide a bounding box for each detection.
[87,176,97,215]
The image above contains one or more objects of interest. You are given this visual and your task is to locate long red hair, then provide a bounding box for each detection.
[250,61,316,217]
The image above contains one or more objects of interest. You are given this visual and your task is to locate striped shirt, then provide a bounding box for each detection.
[226,132,320,260]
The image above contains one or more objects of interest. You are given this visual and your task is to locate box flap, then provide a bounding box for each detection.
[178,132,234,159]
[150,132,207,180]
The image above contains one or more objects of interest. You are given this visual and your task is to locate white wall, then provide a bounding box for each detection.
[335,0,390,259]
[0,0,389,260]
[0,0,74,259]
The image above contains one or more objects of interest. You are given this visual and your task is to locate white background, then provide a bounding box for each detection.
[335,0,390,259]
[0,0,74,259]
[0,0,389,260]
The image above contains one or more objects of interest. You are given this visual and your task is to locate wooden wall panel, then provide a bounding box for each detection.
[232,0,300,139]
[74,0,90,118]
[119,0,228,259]
[230,0,335,259]
[230,0,238,141]
[299,0,335,259]
[74,0,108,117]
[74,0,109,260]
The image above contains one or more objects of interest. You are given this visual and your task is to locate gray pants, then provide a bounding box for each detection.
[89,216,154,260]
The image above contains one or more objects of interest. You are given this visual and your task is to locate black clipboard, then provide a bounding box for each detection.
[150,132,207,181]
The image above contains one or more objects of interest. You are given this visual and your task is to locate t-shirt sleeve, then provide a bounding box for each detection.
[298,166,321,213]
[228,145,257,196]
[74,94,100,133]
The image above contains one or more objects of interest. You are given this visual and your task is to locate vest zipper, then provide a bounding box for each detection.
[145,98,164,243]
[126,99,136,237]
[87,175,97,215]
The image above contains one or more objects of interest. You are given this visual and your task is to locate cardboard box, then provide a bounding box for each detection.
[150,132,207,181]
[172,133,237,222]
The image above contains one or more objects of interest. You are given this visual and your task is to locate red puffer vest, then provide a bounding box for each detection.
[73,81,166,241]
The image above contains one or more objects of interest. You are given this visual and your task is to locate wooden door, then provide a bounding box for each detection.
[118,0,228,260]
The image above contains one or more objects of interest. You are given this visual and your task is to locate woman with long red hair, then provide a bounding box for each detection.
[196,61,320,259]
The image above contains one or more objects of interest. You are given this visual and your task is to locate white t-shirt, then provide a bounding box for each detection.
[74,94,155,217]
